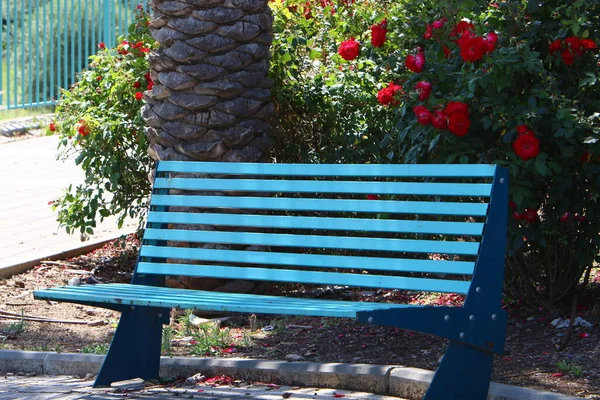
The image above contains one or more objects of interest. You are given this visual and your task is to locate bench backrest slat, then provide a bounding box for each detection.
[144,228,480,255]
[139,246,476,275]
[137,262,472,294]
[139,161,500,294]
[150,195,489,216]
[147,212,485,236]
[154,177,493,197]
[156,161,497,178]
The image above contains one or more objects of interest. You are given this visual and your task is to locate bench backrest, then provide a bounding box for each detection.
[137,161,508,308]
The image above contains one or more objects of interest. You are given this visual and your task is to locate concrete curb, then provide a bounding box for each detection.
[0,351,580,400]
[0,233,135,279]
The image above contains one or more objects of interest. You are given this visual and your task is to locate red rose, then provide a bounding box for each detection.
[76,120,90,137]
[49,123,56,132]
[338,37,360,61]
[432,20,444,29]
[560,212,571,223]
[135,92,144,101]
[406,52,425,73]
[377,82,402,106]
[459,35,486,62]
[442,44,452,58]
[432,111,448,130]
[564,37,583,56]
[523,208,538,223]
[485,31,498,44]
[513,132,540,160]
[133,81,141,88]
[447,112,471,136]
[581,38,597,50]
[96,76,102,81]
[516,124,533,136]
[413,105,433,125]
[415,81,432,101]
[98,42,106,50]
[451,20,474,39]
[424,24,433,40]
[444,101,469,115]
[371,21,387,48]
[147,81,154,90]
[549,39,562,52]
[144,72,152,81]
[512,211,524,220]
[561,49,574,65]
[574,213,586,223]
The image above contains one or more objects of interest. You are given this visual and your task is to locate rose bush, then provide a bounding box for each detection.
[49,6,155,235]
[270,0,600,308]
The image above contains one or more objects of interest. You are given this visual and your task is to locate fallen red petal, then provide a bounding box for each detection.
[552,372,564,378]
[333,394,346,398]
[579,332,589,338]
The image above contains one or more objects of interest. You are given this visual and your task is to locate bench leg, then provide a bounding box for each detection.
[423,341,494,400]
[93,306,166,387]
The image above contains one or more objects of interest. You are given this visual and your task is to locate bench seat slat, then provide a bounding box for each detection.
[147,212,485,236]
[154,178,493,197]
[34,283,419,318]
[156,161,497,178]
[136,263,471,294]
[144,229,480,255]
[150,196,488,216]
[140,246,476,275]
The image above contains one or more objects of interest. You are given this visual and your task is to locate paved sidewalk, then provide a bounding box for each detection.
[0,375,405,400]
[0,133,136,276]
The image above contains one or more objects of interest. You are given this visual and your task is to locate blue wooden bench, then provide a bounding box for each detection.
[34,161,509,399]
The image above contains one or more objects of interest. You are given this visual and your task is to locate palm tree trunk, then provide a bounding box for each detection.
[144,0,273,163]
[143,0,274,293]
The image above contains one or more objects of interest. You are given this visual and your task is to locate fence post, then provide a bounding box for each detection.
[103,0,113,49]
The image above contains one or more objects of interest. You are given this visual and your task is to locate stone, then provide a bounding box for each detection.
[250,132,273,151]
[222,146,263,162]
[164,41,207,63]
[216,21,261,42]
[187,34,237,53]
[158,71,198,90]
[156,1,192,17]
[192,7,245,24]
[149,16,169,29]
[163,122,208,141]
[168,17,218,35]
[254,102,276,120]
[110,378,145,391]
[285,354,305,362]
[170,93,220,111]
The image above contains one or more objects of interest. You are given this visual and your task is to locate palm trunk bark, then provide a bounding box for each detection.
[143,0,274,293]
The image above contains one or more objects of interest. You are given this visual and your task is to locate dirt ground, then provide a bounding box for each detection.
[1,234,599,398]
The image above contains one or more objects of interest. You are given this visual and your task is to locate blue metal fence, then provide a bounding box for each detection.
[0,0,148,109]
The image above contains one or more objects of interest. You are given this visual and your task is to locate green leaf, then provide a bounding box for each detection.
[534,157,548,176]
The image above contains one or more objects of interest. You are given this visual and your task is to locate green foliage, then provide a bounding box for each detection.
[81,342,109,354]
[51,7,155,235]
[269,0,600,309]
[556,360,583,377]
[270,0,405,163]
